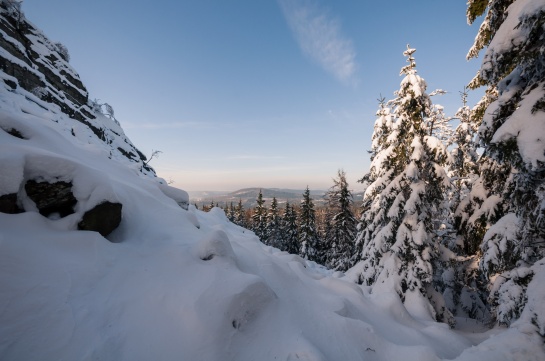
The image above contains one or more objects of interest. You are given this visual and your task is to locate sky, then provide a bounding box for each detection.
[22,0,484,192]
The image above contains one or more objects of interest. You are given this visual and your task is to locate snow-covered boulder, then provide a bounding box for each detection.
[77,201,122,237]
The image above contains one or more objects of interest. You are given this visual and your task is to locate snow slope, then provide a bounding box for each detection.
[0,5,544,359]
[1,79,544,361]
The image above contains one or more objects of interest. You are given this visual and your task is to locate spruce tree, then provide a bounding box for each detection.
[298,186,320,261]
[451,89,481,254]
[227,202,235,222]
[266,197,282,248]
[325,170,357,272]
[439,89,489,321]
[252,189,268,242]
[281,201,300,255]
[317,207,334,266]
[352,46,453,325]
[466,0,545,329]
[234,199,246,228]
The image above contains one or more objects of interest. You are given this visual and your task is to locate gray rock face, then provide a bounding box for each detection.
[24,180,77,217]
[78,201,122,237]
[0,4,153,172]
[0,3,91,120]
[0,193,22,214]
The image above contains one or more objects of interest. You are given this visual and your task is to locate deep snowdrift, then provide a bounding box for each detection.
[1,76,544,361]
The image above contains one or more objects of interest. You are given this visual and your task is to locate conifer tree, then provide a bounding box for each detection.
[266,197,282,248]
[451,88,481,254]
[325,169,357,272]
[437,89,490,321]
[298,186,320,261]
[353,96,394,263]
[352,46,453,325]
[466,0,545,329]
[227,202,235,222]
[252,189,268,242]
[281,201,300,255]
[316,207,334,266]
[234,199,246,228]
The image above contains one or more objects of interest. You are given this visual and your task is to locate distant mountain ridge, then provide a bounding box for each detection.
[189,187,326,208]
[189,187,363,209]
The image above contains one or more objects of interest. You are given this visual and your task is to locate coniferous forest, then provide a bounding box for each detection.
[214,1,545,331]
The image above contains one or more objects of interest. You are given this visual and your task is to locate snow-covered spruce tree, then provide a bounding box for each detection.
[438,89,490,321]
[227,202,235,222]
[325,169,357,272]
[350,46,453,326]
[317,206,334,266]
[467,0,545,330]
[298,186,320,261]
[450,89,481,254]
[281,201,300,255]
[352,97,394,265]
[252,190,268,242]
[266,197,282,248]
[207,201,215,212]
[234,199,246,228]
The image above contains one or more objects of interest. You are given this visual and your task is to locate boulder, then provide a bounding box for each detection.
[25,180,76,217]
[0,193,22,214]
[78,201,122,237]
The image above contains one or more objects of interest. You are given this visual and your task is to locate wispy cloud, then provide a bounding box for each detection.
[278,0,357,85]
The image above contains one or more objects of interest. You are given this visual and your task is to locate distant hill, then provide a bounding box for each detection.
[189,187,364,209]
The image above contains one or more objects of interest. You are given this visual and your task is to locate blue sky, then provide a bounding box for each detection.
[23,0,484,192]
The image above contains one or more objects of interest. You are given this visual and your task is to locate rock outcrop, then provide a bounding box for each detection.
[24,180,77,217]
[78,201,122,237]
[0,193,21,213]
[0,1,154,172]
[0,1,91,120]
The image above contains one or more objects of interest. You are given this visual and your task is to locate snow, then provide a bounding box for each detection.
[514,258,545,336]
[1,50,544,361]
[481,213,519,272]
[0,152,24,196]
[491,83,545,167]
[485,0,545,60]
[158,183,189,210]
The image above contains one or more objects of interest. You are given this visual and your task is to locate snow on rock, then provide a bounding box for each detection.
[0,151,23,196]
[194,229,237,262]
[158,182,189,210]
[185,204,201,228]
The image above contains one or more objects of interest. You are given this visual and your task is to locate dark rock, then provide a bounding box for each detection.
[78,201,122,237]
[0,193,23,214]
[3,127,24,139]
[117,147,137,160]
[25,180,77,217]
[3,78,16,89]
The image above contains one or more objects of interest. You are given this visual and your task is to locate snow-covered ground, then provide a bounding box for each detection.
[1,76,544,361]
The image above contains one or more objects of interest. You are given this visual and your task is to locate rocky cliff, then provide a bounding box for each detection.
[0,0,152,170]
[0,0,191,236]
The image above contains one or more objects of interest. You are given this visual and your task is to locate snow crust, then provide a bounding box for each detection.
[1,71,544,361]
